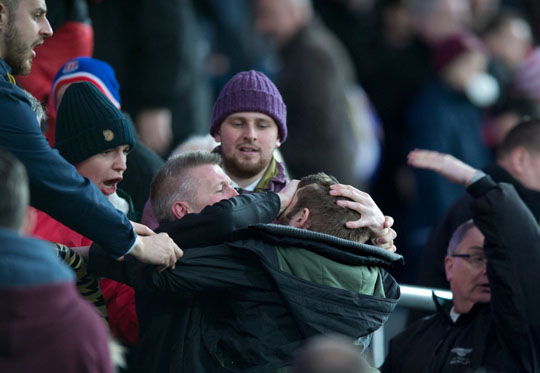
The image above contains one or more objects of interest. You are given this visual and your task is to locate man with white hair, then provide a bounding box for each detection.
[382,149,540,372]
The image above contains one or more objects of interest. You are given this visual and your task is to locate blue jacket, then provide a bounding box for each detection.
[0,58,135,257]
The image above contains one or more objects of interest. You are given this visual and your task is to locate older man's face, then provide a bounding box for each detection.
[445,226,490,312]
[187,164,238,213]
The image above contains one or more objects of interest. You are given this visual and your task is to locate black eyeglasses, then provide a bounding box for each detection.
[451,253,487,268]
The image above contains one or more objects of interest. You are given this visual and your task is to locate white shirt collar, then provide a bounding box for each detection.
[231,176,263,192]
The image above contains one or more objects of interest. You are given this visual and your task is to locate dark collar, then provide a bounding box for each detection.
[230,223,404,267]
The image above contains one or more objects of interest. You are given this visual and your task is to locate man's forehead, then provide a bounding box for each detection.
[225,112,275,123]
[29,0,48,11]
[189,163,228,183]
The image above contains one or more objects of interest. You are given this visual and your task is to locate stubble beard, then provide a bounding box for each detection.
[3,21,33,75]
[221,151,271,180]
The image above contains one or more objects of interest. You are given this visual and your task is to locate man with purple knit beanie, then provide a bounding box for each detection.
[141,70,289,230]
[209,70,289,193]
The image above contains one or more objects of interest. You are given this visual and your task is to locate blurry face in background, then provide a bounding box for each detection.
[254,0,305,46]
[484,18,532,68]
[413,0,471,43]
[470,0,500,29]
[76,145,129,196]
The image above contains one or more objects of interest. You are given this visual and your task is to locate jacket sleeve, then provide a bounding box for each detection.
[467,176,540,370]
[90,192,280,292]
[161,192,281,248]
[0,86,135,257]
[90,244,256,296]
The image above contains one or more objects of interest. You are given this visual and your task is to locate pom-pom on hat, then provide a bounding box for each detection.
[55,82,135,164]
[432,32,486,73]
[51,57,121,109]
[210,70,287,142]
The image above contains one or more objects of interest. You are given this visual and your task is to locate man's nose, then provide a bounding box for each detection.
[40,17,53,38]
[114,154,127,171]
[242,124,257,140]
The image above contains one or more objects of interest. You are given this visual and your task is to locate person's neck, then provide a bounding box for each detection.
[228,166,268,189]
[452,299,474,314]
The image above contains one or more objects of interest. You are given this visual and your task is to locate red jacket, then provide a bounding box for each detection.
[32,208,139,345]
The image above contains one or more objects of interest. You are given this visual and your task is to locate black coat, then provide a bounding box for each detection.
[382,176,540,372]
[91,192,403,372]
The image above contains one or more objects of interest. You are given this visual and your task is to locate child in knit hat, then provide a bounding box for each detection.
[49,56,164,218]
[54,81,135,203]
[32,81,139,346]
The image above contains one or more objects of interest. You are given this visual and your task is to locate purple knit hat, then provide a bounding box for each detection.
[210,70,287,142]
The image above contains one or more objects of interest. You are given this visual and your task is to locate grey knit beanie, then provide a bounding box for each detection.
[55,82,136,164]
[210,70,287,142]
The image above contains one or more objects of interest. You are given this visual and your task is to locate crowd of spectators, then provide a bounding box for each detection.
[1,0,540,371]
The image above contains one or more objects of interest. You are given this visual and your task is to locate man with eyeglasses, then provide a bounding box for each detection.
[381,149,540,372]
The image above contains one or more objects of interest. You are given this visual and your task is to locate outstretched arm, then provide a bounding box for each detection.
[408,148,540,370]
[407,149,478,186]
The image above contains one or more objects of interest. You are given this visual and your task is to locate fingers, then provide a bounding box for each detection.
[171,241,183,270]
[131,221,155,236]
[330,184,372,204]
[372,227,398,253]
[159,233,183,270]
[136,233,183,270]
[383,215,394,229]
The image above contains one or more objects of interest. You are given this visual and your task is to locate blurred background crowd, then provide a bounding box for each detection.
[19,0,540,287]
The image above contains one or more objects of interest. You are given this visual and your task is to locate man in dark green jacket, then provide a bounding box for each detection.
[90,151,402,372]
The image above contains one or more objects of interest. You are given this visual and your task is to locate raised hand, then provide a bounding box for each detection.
[407,149,478,186]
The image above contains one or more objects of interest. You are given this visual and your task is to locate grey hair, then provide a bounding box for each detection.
[150,151,222,222]
[447,219,477,255]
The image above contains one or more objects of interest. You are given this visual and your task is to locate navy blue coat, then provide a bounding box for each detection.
[0,58,135,257]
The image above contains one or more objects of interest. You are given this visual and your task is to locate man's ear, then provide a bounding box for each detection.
[20,207,37,236]
[508,146,527,175]
[214,130,222,143]
[444,255,454,283]
[171,201,191,220]
[275,138,281,148]
[290,208,310,229]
